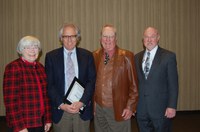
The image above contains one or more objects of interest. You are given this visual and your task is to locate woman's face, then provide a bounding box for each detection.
[21,44,40,62]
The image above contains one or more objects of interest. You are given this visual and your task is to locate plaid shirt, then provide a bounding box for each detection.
[3,58,52,132]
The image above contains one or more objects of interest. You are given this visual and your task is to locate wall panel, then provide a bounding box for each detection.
[0,0,200,115]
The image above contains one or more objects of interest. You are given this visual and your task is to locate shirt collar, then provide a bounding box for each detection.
[145,45,158,56]
[64,47,76,55]
[103,47,116,58]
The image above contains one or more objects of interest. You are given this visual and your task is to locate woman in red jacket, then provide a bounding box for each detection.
[3,36,52,132]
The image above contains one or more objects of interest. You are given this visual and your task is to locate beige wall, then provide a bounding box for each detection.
[0,0,200,115]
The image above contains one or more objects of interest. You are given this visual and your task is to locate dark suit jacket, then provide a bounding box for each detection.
[45,47,96,123]
[134,46,178,118]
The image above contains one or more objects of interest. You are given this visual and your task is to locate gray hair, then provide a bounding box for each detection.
[58,23,81,42]
[17,36,41,53]
[101,24,117,36]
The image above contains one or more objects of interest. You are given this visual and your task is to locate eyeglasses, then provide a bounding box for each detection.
[62,35,77,41]
[102,35,115,40]
[24,45,39,50]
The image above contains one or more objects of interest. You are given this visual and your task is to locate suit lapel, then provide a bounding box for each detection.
[76,47,82,79]
[56,47,65,93]
[58,47,65,73]
[147,47,161,79]
[139,50,145,78]
[53,47,65,78]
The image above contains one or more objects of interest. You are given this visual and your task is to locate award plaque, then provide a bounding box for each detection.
[64,77,85,113]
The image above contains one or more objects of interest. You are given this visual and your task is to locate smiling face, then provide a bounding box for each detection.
[21,45,40,62]
[17,36,41,62]
[61,26,78,51]
[143,27,160,51]
[100,26,117,52]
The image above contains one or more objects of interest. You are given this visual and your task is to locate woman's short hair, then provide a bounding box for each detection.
[17,36,41,53]
[58,23,81,42]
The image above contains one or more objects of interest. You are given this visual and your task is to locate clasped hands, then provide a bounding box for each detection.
[59,101,83,114]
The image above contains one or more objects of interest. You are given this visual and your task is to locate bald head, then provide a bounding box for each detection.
[143,27,159,36]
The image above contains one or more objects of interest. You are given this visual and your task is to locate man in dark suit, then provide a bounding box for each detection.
[135,27,178,132]
[45,23,96,132]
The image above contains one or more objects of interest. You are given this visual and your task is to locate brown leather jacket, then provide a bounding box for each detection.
[93,47,138,121]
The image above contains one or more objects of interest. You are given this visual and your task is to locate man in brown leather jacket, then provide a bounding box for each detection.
[93,24,138,132]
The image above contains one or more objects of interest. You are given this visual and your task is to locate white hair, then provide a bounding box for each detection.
[58,23,81,41]
[17,36,41,53]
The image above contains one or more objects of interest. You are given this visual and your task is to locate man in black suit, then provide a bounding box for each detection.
[45,23,96,132]
[135,27,178,132]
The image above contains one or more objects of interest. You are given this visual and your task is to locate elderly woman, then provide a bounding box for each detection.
[3,36,52,132]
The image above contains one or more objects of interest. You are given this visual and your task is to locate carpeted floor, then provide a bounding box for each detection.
[0,111,199,132]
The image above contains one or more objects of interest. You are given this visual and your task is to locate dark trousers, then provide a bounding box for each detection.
[8,126,43,132]
[136,114,172,132]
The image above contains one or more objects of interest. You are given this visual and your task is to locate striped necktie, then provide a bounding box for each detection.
[144,52,150,79]
[66,52,75,92]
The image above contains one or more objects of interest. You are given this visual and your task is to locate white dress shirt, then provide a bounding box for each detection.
[142,45,158,72]
[64,47,79,94]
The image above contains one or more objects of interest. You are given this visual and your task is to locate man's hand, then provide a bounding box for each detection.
[165,108,176,118]
[59,103,78,113]
[71,101,84,112]
[59,102,84,114]
[122,108,133,120]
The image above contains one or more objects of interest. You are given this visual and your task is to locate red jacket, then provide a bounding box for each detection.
[3,58,52,132]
